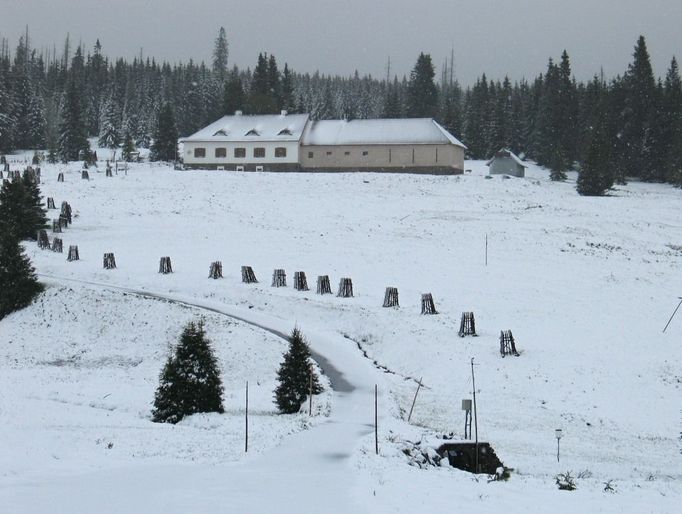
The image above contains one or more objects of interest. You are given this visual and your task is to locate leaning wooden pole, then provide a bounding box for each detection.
[374,384,379,455]
[663,297,682,333]
[309,368,313,416]
[407,377,423,423]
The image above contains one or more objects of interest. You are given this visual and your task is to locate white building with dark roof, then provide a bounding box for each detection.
[181,112,466,174]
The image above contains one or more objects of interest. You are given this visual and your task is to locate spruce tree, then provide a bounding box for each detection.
[222,73,245,116]
[407,53,439,118]
[212,27,229,82]
[0,218,44,320]
[21,171,48,238]
[121,130,136,162]
[274,327,322,414]
[98,94,119,149]
[58,77,90,162]
[152,320,224,424]
[149,103,178,162]
[577,101,614,196]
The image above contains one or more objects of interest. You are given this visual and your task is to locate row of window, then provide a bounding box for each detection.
[308,150,370,158]
[193,147,288,159]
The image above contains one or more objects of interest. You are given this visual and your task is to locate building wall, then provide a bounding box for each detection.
[182,140,300,169]
[300,143,464,173]
[489,157,525,177]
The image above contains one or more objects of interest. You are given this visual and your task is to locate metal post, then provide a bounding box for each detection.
[374,384,379,455]
[245,381,249,453]
[471,358,479,473]
[663,297,682,333]
[557,437,560,462]
[485,234,488,267]
[407,377,423,423]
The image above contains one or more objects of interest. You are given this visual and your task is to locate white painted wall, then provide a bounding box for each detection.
[183,140,300,166]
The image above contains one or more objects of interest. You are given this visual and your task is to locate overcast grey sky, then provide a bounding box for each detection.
[1,0,680,84]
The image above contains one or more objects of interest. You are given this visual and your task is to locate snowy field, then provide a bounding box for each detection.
[1,153,681,512]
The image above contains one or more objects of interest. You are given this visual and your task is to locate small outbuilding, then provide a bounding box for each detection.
[487,149,527,178]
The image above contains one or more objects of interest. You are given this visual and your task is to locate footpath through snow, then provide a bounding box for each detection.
[2,276,384,514]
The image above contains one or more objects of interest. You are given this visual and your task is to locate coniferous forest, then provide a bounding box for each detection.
[0,28,681,186]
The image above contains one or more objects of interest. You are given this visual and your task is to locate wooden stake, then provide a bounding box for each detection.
[407,377,423,423]
[485,234,488,266]
[374,384,379,455]
[245,381,249,453]
[309,367,313,416]
[471,358,479,473]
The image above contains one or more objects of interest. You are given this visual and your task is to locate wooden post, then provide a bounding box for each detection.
[471,358,479,473]
[421,293,438,314]
[47,197,56,209]
[67,245,79,262]
[485,234,488,266]
[81,169,89,180]
[159,256,173,274]
[316,275,332,294]
[374,384,379,455]
[383,287,399,307]
[308,367,313,416]
[245,381,249,453]
[51,237,63,253]
[407,377,423,422]
[208,261,223,279]
[337,277,354,298]
[57,172,64,182]
[37,230,50,250]
[103,253,117,270]
[272,269,287,287]
[241,266,258,283]
[294,271,309,291]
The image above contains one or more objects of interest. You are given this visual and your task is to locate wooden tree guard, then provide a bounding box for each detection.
[500,330,519,357]
[67,245,79,261]
[37,230,50,250]
[294,271,309,291]
[52,219,61,233]
[103,253,117,270]
[241,265,258,283]
[81,169,89,180]
[47,197,56,209]
[383,287,399,307]
[209,261,223,279]
[159,256,173,274]
[57,172,64,182]
[105,167,113,177]
[458,312,477,337]
[337,277,354,298]
[60,201,72,224]
[272,269,287,287]
[58,214,68,229]
[52,238,63,253]
[421,293,438,314]
[316,275,332,294]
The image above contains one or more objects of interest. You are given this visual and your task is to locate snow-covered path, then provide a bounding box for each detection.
[2,276,384,513]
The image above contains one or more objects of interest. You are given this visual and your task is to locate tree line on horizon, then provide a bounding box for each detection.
[0,28,681,191]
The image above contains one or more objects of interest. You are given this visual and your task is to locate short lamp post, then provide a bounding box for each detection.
[555,429,563,462]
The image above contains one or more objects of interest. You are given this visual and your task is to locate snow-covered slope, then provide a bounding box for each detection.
[1,158,681,512]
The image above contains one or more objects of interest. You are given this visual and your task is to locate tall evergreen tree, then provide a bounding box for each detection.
[407,53,438,118]
[274,328,322,414]
[661,57,682,185]
[98,93,119,149]
[58,77,90,162]
[152,320,224,424]
[0,218,44,320]
[620,35,657,181]
[577,98,614,196]
[121,130,136,162]
[383,76,402,118]
[0,175,46,240]
[212,27,229,82]
[150,102,178,162]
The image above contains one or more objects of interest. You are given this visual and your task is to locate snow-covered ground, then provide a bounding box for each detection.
[1,154,681,512]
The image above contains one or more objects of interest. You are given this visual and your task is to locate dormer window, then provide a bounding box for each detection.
[278,128,293,136]
[245,129,260,136]
[213,129,228,136]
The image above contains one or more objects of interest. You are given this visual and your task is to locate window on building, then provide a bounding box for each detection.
[275,147,287,158]
[278,128,293,136]
[194,147,206,158]
[213,129,228,136]
[234,147,246,158]
[326,151,333,156]
[215,147,227,158]
[245,129,260,136]
[254,147,266,158]
[344,151,350,156]
[308,151,314,159]
[362,150,369,156]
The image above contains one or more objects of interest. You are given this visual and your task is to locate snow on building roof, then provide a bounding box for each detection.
[486,149,527,168]
[181,112,309,142]
[301,118,466,148]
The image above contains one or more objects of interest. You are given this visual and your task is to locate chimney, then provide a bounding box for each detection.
[234,110,243,116]
[280,110,288,117]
